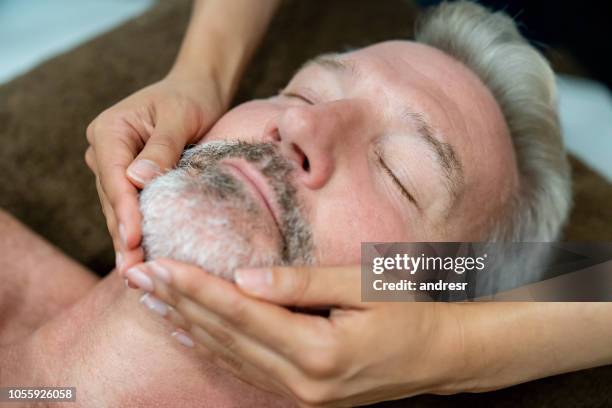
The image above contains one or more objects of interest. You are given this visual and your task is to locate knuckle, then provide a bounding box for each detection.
[302,350,338,378]
[291,379,335,407]
[87,115,108,142]
[84,148,94,169]
[209,325,236,351]
[213,350,243,373]
[103,187,121,207]
[169,308,190,331]
[224,296,249,329]
[284,267,311,304]
[99,164,132,204]
[174,270,211,303]
[86,121,95,143]
[163,285,182,309]
[179,275,203,299]
[218,330,237,351]
[300,336,341,378]
[147,135,182,155]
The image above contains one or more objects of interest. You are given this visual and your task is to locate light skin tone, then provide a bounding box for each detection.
[0,210,292,407]
[197,40,518,264]
[2,210,611,407]
[113,40,510,405]
[85,35,516,404]
[1,3,289,405]
[122,41,611,406]
[67,1,612,404]
[85,0,281,274]
[130,261,612,407]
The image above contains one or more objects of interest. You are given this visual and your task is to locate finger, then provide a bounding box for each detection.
[95,176,119,250]
[235,265,364,308]
[85,147,97,174]
[96,177,136,276]
[93,129,143,251]
[127,107,199,188]
[186,325,292,397]
[127,264,297,395]
[178,297,294,381]
[138,292,190,330]
[121,247,145,277]
[140,260,331,362]
[99,167,142,251]
[89,147,127,270]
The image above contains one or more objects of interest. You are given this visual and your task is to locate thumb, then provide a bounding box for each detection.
[234,265,363,307]
[126,115,194,188]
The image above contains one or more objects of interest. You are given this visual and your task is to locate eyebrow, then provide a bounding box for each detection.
[404,110,464,202]
[301,53,362,79]
[299,54,464,204]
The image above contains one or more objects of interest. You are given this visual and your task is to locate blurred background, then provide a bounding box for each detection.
[0,0,154,83]
[1,0,610,181]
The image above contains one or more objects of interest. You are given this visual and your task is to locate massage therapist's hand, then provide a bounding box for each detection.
[84,0,280,274]
[85,73,225,272]
[126,261,467,407]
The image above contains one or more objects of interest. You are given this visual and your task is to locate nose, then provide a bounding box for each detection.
[262,102,360,190]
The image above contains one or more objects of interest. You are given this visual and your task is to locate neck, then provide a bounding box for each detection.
[21,272,291,407]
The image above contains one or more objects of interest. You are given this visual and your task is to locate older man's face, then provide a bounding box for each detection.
[141,40,519,275]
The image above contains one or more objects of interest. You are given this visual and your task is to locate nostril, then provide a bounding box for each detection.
[290,143,309,172]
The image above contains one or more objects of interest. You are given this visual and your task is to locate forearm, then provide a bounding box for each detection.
[456,302,612,392]
[170,0,282,108]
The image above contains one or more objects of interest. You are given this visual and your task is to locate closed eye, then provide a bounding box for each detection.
[376,152,419,208]
[281,91,314,105]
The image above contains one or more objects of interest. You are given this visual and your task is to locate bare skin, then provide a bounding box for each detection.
[0,210,291,407]
[0,211,97,345]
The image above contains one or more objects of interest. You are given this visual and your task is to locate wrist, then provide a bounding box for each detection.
[433,303,544,395]
[170,0,280,109]
[422,303,481,395]
[167,39,244,111]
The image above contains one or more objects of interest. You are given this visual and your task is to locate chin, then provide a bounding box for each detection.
[139,167,283,280]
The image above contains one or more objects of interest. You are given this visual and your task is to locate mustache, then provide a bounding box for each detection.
[178,141,296,206]
[180,141,289,171]
[178,140,313,265]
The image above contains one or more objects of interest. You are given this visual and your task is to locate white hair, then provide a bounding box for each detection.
[415,1,572,292]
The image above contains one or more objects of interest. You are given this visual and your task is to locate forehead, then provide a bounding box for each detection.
[293,40,518,233]
[295,41,513,162]
[340,41,512,148]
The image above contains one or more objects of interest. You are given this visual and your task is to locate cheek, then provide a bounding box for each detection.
[309,183,410,265]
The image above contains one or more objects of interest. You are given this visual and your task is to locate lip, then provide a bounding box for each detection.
[221,158,284,235]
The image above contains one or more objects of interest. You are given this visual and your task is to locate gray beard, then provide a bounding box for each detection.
[138,140,314,280]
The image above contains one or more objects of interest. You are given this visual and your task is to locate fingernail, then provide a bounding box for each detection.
[116,252,124,272]
[126,266,154,292]
[235,268,272,295]
[140,293,169,317]
[119,223,127,248]
[148,261,171,283]
[172,330,194,348]
[127,159,161,185]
